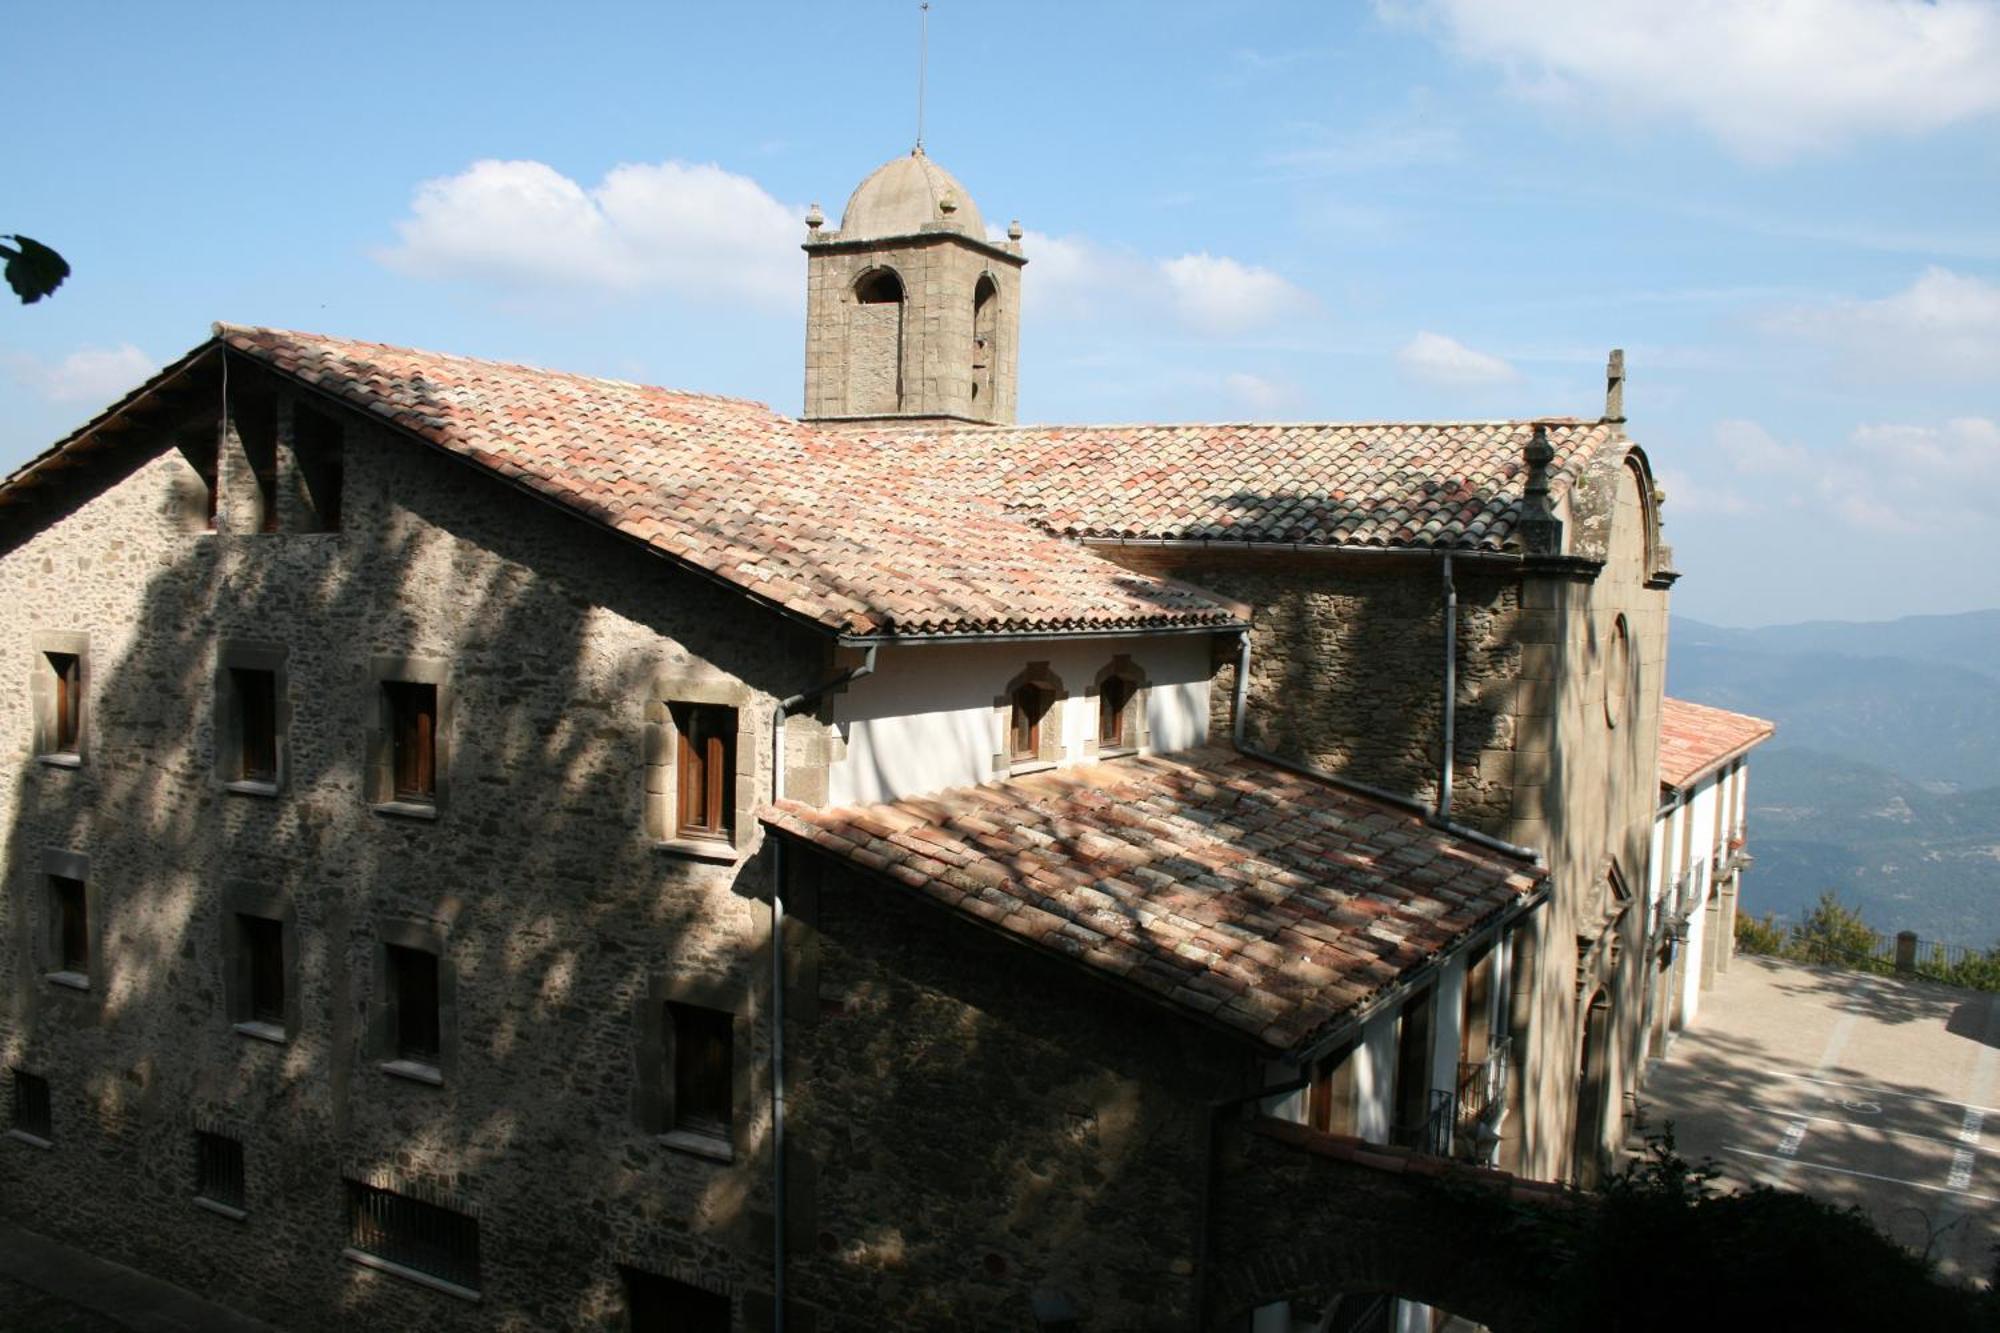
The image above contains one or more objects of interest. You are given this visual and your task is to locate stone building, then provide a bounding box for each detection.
[2,149,1699,1330]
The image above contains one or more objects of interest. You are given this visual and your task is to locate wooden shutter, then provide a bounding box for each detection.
[389,683,437,800]
[671,1003,733,1137]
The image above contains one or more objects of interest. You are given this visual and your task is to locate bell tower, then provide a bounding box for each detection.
[802,149,1025,425]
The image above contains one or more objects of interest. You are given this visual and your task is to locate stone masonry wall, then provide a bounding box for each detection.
[782,852,1255,1331]
[804,238,1021,424]
[0,377,831,1331]
[1104,550,1525,836]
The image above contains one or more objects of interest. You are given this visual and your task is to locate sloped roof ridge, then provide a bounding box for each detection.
[212,322,772,411]
[850,416,1598,433]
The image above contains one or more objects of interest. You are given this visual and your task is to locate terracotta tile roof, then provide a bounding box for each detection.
[762,748,1544,1053]
[845,419,1622,551]
[195,326,1243,639]
[1659,696,1776,790]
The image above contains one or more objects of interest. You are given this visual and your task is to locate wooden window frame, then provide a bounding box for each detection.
[645,673,757,861]
[667,1001,734,1140]
[635,972,749,1161]
[994,664,1066,774]
[216,641,288,796]
[369,656,450,818]
[233,668,278,783]
[671,703,735,843]
[1008,684,1047,763]
[31,632,90,766]
[386,682,437,802]
[372,917,456,1084]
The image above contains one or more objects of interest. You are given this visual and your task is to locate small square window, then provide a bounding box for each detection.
[241,915,285,1027]
[671,703,735,842]
[195,1131,245,1211]
[8,1069,51,1141]
[51,876,87,975]
[231,668,278,783]
[388,945,441,1064]
[624,1266,729,1332]
[47,652,81,755]
[385,682,437,802]
[668,1002,733,1140]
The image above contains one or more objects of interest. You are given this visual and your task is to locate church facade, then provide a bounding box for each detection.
[1,150,1688,1330]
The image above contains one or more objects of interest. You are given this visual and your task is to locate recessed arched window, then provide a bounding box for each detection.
[854,268,904,304]
[1010,682,1050,762]
[1090,656,1149,756]
[995,663,1066,773]
[971,274,998,406]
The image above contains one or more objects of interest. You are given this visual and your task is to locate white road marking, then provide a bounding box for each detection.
[1773,1072,2000,1117]
[1775,1119,1809,1157]
[1723,1146,2000,1206]
[1732,1108,1978,1153]
[1947,1109,1984,1193]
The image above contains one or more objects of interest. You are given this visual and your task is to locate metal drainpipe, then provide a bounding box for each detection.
[1439,553,1457,823]
[1231,629,1252,748]
[768,642,877,1331]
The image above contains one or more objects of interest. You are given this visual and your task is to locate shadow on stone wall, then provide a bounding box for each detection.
[0,351,836,1329]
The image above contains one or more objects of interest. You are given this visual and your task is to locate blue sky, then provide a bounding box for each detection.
[5,1,1997,626]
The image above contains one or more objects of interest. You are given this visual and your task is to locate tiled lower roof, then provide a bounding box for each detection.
[763,748,1544,1054]
[846,419,1623,552]
[1659,697,1776,790]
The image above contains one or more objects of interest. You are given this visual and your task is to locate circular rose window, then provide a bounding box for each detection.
[1605,613,1631,729]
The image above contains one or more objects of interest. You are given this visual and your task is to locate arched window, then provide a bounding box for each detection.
[993,663,1066,774]
[971,274,998,408]
[848,268,906,414]
[854,268,904,304]
[1089,656,1149,757]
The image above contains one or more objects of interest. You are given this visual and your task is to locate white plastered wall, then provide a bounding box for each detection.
[826,633,1214,807]
[1678,774,1720,1027]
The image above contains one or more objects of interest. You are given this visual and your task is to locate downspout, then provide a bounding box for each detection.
[1192,1073,1309,1332]
[1438,553,1457,823]
[1231,629,1251,749]
[768,642,878,1331]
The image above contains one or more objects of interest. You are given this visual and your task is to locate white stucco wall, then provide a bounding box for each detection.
[825,633,1215,806]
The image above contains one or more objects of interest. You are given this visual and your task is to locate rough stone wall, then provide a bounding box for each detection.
[0,382,830,1330]
[1104,550,1524,836]
[804,238,1021,423]
[1503,456,1668,1182]
[783,853,1254,1331]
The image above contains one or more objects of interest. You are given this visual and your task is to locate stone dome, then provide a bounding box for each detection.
[838,150,986,242]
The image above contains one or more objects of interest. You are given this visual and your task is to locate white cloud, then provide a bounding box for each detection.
[1265,98,1462,174]
[1160,253,1313,336]
[1711,415,2000,535]
[5,343,156,406]
[1004,229,1313,338]
[1768,267,2000,382]
[1221,372,1299,416]
[1383,0,2000,160]
[1655,466,1756,517]
[1395,331,1517,386]
[380,158,803,307]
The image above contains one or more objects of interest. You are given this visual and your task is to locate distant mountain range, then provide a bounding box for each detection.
[1666,609,2000,945]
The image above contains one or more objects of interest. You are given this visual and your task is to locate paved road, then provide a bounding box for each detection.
[1642,956,2000,1284]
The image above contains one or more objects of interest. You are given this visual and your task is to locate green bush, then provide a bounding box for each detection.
[1735,911,1788,956]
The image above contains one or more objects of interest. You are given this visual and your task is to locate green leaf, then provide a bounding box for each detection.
[0,234,71,304]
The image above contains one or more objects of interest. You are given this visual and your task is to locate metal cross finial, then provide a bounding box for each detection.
[916,2,930,154]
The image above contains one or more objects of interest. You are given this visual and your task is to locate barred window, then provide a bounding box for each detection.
[345,1180,481,1294]
[9,1069,51,1141]
[195,1131,245,1211]
[624,1266,729,1332]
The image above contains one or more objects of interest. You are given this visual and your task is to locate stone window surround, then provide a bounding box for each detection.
[644,668,759,863]
[191,1118,251,1222]
[368,916,459,1086]
[29,630,90,768]
[993,662,1068,777]
[632,970,753,1163]
[367,654,452,820]
[1082,655,1151,760]
[221,880,300,1044]
[339,1168,483,1303]
[38,847,95,996]
[215,639,290,797]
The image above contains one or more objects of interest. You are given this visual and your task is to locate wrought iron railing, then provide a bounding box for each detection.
[1397,1088,1458,1158]
[1456,1035,1511,1132]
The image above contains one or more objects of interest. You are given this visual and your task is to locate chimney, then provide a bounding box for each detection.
[1604,348,1626,425]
